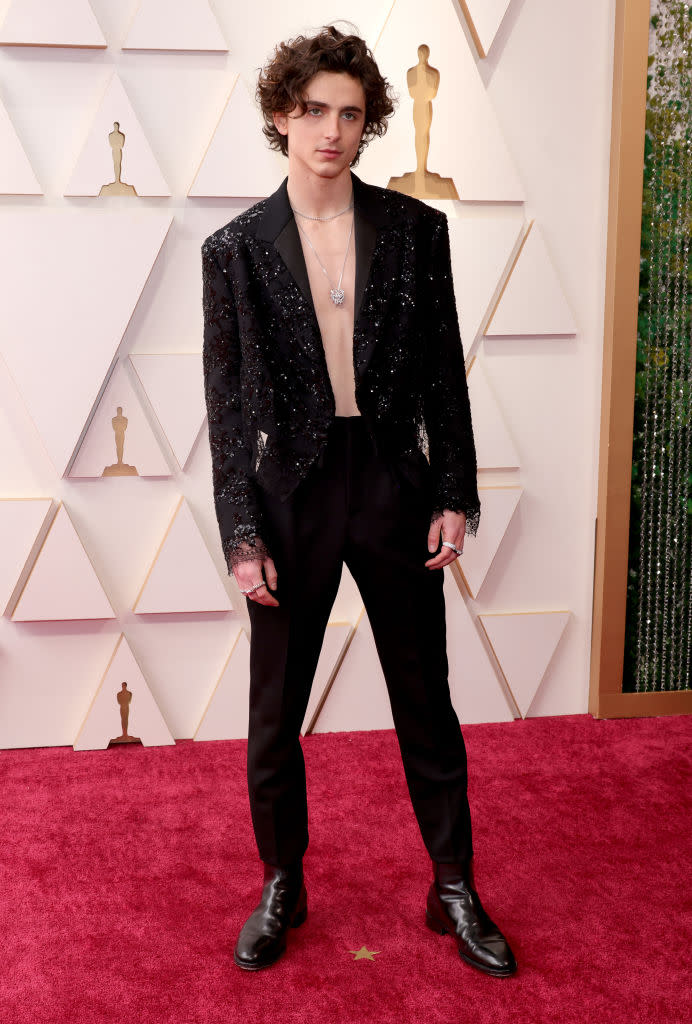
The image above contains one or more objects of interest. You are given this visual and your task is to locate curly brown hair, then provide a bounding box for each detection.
[255,24,397,166]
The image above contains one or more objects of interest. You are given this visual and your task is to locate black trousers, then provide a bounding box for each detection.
[245,415,474,867]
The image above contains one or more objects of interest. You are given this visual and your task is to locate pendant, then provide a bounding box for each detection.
[330,288,345,306]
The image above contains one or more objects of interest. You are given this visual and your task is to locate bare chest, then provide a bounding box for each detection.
[295,217,356,349]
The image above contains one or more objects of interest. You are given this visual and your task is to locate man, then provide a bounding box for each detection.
[201,25,517,977]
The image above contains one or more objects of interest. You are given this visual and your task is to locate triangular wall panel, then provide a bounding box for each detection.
[466,356,520,470]
[454,486,522,599]
[478,611,570,717]
[70,361,170,478]
[312,608,395,733]
[133,496,233,614]
[0,499,53,616]
[0,99,42,194]
[188,74,286,198]
[358,0,525,200]
[0,209,172,475]
[65,71,170,197]
[194,627,250,741]
[129,353,205,470]
[122,0,227,52]
[486,221,578,336]
[74,633,175,750]
[448,217,524,358]
[459,0,513,59]
[302,622,354,735]
[0,0,106,47]
[11,503,115,621]
[442,571,516,723]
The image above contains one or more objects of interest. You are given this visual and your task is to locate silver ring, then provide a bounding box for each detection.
[441,541,462,556]
[240,582,266,595]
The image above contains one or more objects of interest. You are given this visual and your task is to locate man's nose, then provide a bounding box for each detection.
[324,115,341,138]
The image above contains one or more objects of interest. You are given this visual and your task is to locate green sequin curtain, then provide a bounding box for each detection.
[623,0,691,691]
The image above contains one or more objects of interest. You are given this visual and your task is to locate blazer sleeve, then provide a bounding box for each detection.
[422,211,481,536]
[201,236,272,573]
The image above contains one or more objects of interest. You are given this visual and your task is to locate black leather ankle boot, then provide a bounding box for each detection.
[426,858,517,976]
[233,859,307,971]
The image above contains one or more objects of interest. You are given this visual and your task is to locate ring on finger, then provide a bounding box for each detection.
[240,581,267,595]
[441,540,463,556]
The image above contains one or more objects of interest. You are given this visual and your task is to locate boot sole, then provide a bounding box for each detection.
[233,904,308,971]
[425,910,517,977]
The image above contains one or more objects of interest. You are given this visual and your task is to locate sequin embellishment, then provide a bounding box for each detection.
[201,173,481,575]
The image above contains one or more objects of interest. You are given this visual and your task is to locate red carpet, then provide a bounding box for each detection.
[2,713,690,1024]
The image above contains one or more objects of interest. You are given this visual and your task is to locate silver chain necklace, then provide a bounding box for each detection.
[293,212,354,306]
[291,198,354,221]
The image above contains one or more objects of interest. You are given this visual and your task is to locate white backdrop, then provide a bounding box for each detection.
[0,0,616,748]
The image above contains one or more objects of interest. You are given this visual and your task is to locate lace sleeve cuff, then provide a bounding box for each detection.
[430,504,481,538]
[223,534,272,573]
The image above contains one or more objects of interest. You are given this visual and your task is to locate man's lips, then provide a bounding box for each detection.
[318,149,341,155]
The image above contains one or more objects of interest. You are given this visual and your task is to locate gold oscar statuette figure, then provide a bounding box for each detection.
[99,121,138,197]
[388,44,459,200]
[102,405,138,476]
[109,682,142,746]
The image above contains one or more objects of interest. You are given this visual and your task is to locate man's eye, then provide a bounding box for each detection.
[343,112,355,120]
[308,107,322,116]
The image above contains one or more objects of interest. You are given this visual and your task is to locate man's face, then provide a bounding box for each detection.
[273,70,367,179]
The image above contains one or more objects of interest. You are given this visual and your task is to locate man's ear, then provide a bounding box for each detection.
[272,111,288,137]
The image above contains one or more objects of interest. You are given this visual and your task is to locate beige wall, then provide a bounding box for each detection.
[0,0,616,748]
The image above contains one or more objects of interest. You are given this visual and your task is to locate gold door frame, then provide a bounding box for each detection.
[589,0,692,716]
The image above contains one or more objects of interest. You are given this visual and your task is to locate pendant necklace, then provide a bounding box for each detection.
[292,205,354,306]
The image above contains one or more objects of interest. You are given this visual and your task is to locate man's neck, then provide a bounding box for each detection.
[286,165,354,219]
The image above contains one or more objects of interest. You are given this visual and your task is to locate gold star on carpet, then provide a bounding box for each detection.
[348,946,381,961]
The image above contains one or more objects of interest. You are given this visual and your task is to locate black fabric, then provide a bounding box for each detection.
[245,416,474,867]
[201,170,480,572]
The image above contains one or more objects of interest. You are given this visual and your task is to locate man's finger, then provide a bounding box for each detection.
[259,557,277,589]
[425,540,463,569]
[245,581,279,607]
[425,556,456,570]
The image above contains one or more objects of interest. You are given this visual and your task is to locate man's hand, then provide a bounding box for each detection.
[233,556,280,606]
[425,510,466,569]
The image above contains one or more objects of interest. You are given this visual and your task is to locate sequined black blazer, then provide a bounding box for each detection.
[201,170,480,572]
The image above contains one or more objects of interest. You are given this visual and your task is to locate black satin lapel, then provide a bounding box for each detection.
[353,205,377,323]
[256,171,391,382]
[273,186,377,322]
[258,171,388,316]
[273,217,315,313]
